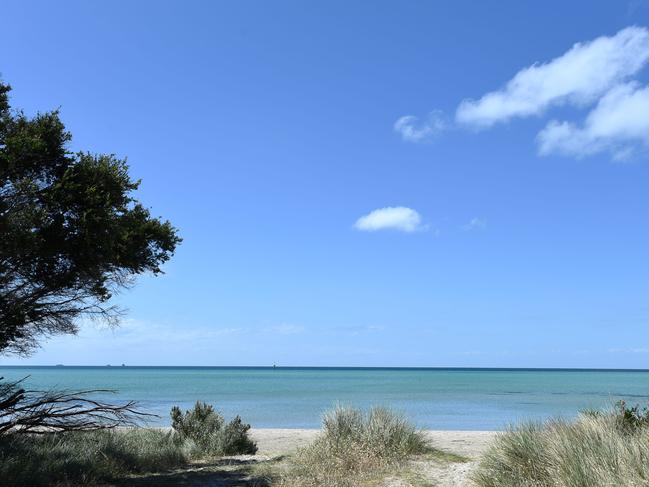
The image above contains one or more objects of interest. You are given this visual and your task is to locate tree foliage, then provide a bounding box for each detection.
[0,82,180,354]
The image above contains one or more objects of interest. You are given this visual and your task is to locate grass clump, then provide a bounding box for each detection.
[171,400,257,456]
[0,401,257,486]
[0,429,186,486]
[473,403,649,487]
[278,405,430,486]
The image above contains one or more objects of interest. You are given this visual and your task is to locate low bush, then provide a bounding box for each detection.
[613,399,649,430]
[170,401,257,456]
[473,406,649,487]
[278,405,429,487]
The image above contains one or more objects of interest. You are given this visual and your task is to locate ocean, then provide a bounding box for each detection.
[2,366,649,430]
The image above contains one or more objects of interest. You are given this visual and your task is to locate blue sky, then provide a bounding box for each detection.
[3,1,649,367]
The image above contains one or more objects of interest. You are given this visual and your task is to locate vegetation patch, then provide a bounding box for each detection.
[0,429,186,487]
[171,401,257,456]
[0,402,257,486]
[424,448,470,464]
[276,405,431,487]
[473,402,649,487]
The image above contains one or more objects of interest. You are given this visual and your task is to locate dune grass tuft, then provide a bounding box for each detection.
[473,404,649,487]
[277,405,430,486]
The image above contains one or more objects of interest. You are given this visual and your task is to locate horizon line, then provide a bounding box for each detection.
[1,365,649,372]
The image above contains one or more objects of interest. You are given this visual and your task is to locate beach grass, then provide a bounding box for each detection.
[473,403,649,487]
[275,405,432,486]
[0,429,187,486]
[0,401,258,486]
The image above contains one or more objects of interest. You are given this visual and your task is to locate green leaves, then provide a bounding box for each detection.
[170,401,257,456]
[0,82,180,354]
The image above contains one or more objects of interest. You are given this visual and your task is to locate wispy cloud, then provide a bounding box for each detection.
[538,82,649,159]
[94,320,246,345]
[393,111,446,142]
[608,347,649,354]
[462,217,487,231]
[354,207,426,233]
[264,323,305,335]
[456,26,649,128]
[334,325,385,336]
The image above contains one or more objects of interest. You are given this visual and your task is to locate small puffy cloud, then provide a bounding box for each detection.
[394,111,446,142]
[456,26,649,127]
[354,206,425,233]
[462,217,487,231]
[537,82,649,159]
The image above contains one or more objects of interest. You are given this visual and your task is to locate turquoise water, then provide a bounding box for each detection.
[2,367,649,430]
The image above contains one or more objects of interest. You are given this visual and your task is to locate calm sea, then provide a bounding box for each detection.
[2,366,649,430]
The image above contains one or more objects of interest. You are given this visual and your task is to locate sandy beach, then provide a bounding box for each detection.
[205,429,498,487]
[117,428,497,486]
[251,428,498,486]
[251,428,497,458]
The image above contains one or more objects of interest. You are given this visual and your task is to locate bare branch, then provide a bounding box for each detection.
[0,377,155,435]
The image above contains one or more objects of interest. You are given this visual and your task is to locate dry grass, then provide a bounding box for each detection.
[473,410,649,487]
[275,406,431,487]
[0,402,258,486]
[0,429,188,486]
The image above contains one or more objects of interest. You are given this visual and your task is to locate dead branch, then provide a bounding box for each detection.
[0,377,155,435]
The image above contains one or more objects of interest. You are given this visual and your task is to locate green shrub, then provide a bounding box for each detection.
[170,401,257,456]
[279,405,429,487]
[613,400,649,430]
[171,401,223,448]
[473,408,649,487]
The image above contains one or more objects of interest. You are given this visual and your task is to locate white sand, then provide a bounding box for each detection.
[424,430,498,458]
[250,428,496,458]
[250,428,499,486]
[415,431,498,487]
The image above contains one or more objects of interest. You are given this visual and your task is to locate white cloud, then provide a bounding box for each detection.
[537,82,649,159]
[265,323,305,335]
[91,320,246,345]
[608,347,649,354]
[334,325,385,336]
[394,111,446,142]
[456,26,649,127]
[354,206,425,232]
[462,218,487,231]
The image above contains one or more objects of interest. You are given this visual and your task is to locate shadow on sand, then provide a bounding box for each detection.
[117,457,276,487]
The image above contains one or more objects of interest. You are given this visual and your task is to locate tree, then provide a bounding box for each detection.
[0,82,180,355]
